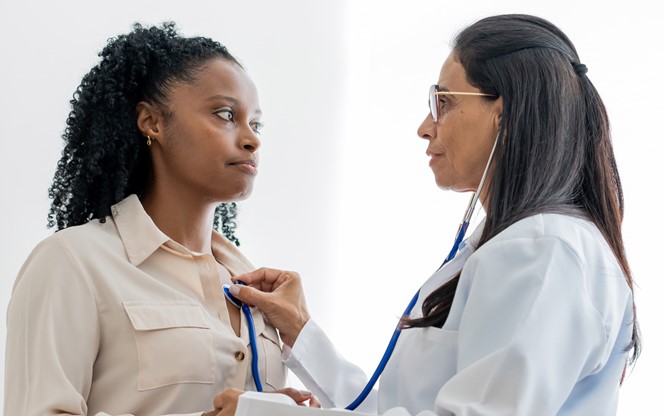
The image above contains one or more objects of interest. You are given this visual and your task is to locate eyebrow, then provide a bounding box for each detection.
[206,94,239,104]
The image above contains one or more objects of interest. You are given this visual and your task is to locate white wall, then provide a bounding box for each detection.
[0,1,660,414]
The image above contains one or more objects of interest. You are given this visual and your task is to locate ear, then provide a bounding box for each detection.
[492,96,503,130]
[136,101,164,139]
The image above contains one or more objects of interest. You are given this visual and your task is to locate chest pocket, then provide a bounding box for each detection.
[124,301,215,391]
[258,323,287,390]
[245,308,287,391]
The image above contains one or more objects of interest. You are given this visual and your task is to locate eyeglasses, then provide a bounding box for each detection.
[428,84,496,122]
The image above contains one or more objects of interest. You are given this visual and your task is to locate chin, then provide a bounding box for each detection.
[214,179,255,202]
[435,178,476,193]
[434,177,455,191]
[230,186,254,202]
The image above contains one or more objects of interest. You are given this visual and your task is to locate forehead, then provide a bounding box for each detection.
[437,52,473,91]
[171,58,260,107]
[195,58,254,91]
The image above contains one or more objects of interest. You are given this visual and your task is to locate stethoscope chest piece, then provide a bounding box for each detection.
[222,283,243,309]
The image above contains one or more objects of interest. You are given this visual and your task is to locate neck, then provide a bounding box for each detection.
[140,189,217,254]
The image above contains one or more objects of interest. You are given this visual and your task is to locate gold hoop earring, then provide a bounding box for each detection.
[146,135,153,146]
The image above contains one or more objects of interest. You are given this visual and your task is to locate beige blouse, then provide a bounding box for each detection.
[4,195,287,416]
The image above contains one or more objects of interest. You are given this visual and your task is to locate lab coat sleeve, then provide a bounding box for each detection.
[434,236,610,415]
[283,319,377,413]
[4,236,202,416]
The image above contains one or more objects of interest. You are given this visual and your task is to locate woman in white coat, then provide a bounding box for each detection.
[215,14,640,416]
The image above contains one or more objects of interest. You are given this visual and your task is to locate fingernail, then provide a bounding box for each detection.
[229,284,240,296]
[301,390,312,396]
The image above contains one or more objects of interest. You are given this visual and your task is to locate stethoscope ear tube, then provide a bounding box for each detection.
[220,128,503,403]
[345,128,502,409]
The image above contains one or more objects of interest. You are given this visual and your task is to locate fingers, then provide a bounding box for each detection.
[309,395,322,408]
[230,267,310,348]
[230,268,301,307]
[274,387,313,404]
[227,283,265,308]
[210,387,316,415]
[233,267,301,292]
[212,388,243,410]
[232,267,278,287]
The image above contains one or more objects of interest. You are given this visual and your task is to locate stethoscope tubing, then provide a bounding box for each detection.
[345,128,500,410]
[345,221,470,410]
[225,128,502,404]
[344,291,420,410]
[242,304,263,392]
[223,283,263,392]
[344,219,467,410]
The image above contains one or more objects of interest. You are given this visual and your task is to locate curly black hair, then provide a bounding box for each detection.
[47,22,242,245]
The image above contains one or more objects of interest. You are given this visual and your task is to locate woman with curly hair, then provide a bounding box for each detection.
[4,22,312,416]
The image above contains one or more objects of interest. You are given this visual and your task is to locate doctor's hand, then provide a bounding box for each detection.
[202,388,320,416]
[230,268,310,347]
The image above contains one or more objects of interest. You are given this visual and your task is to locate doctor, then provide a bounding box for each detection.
[218,14,640,416]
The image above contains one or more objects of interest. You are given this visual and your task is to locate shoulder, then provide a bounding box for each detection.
[489,213,602,246]
[13,218,122,290]
[31,217,121,259]
[463,213,630,322]
[482,213,620,273]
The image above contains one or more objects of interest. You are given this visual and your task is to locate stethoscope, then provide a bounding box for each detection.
[222,281,263,392]
[223,130,501,406]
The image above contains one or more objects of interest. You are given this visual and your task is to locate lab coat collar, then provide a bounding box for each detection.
[464,216,486,251]
[412,217,486,316]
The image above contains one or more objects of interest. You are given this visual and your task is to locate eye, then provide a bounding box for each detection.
[251,121,264,135]
[214,107,234,121]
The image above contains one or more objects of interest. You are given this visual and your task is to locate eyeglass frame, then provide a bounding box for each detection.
[429,84,497,122]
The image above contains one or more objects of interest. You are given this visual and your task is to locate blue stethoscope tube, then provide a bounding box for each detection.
[222,214,476,401]
[223,282,263,392]
[223,130,501,407]
[344,129,500,410]
[344,219,469,410]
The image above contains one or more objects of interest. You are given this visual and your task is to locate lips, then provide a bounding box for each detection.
[228,159,256,167]
[427,151,444,167]
[227,159,258,175]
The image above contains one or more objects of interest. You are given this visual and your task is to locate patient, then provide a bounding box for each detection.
[4,22,314,416]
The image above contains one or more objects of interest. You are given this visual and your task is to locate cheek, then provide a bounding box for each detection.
[439,132,487,184]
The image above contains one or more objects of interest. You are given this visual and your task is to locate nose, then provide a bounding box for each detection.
[417,113,435,141]
[239,126,261,153]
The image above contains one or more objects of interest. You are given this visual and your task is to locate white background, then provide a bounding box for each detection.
[0,1,661,414]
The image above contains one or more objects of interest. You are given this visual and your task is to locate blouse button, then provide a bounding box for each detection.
[235,351,245,361]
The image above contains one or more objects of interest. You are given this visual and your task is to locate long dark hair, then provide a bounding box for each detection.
[404,14,640,365]
[48,22,242,245]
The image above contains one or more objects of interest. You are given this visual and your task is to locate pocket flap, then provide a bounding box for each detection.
[261,322,281,345]
[124,301,210,331]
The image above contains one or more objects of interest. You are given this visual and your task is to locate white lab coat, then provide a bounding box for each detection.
[283,213,633,415]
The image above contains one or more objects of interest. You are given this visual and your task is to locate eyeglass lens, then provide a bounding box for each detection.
[429,85,438,122]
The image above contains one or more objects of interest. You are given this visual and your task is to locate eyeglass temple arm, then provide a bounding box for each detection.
[434,91,496,97]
